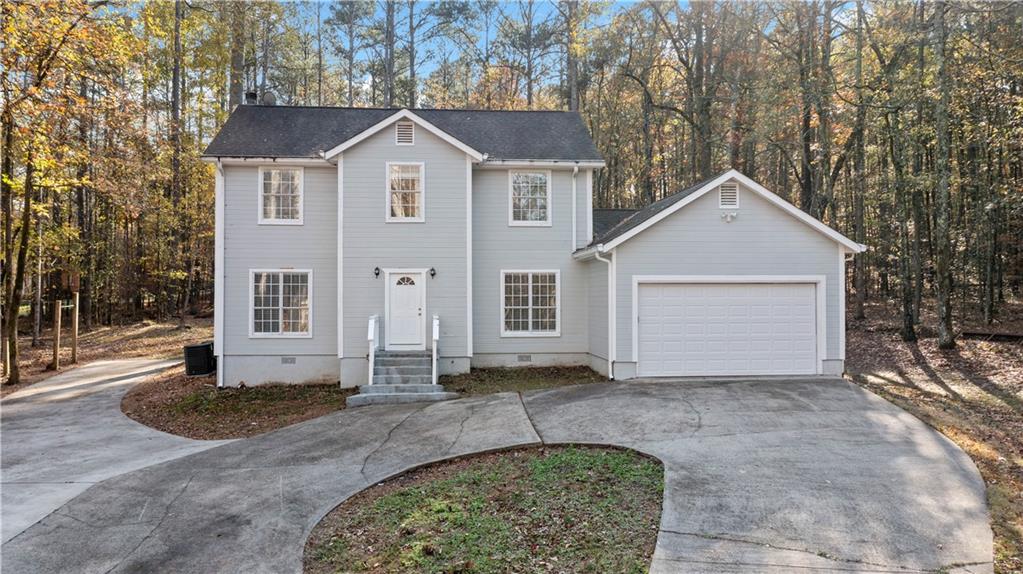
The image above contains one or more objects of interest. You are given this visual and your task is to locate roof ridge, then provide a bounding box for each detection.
[236,104,581,114]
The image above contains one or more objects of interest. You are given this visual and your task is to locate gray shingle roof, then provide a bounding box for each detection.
[589,176,717,246]
[592,209,637,238]
[202,105,603,162]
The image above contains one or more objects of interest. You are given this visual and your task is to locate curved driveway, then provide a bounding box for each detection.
[2,377,992,573]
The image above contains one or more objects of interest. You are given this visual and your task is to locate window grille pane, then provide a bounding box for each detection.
[389,164,422,219]
[503,272,556,333]
[252,272,280,333]
[262,169,301,221]
[252,271,309,335]
[511,172,548,222]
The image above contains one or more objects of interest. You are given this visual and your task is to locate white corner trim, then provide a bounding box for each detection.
[838,244,846,361]
[507,169,553,227]
[322,109,483,161]
[382,268,429,351]
[466,156,474,357]
[337,157,344,359]
[213,160,225,388]
[602,169,865,253]
[585,169,593,243]
[257,165,305,225]
[385,161,426,223]
[248,269,314,339]
[498,269,561,338]
[572,166,578,250]
[629,275,827,375]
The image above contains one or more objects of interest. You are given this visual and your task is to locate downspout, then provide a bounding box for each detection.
[571,165,578,250]
[594,245,614,379]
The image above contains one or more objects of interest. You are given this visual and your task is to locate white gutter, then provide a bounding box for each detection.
[593,244,614,379]
[478,158,605,169]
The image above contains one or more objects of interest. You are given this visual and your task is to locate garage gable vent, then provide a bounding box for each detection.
[718,182,739,208]
[395,121,415,145]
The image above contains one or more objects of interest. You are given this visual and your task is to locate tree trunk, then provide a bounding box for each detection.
[384,1,395,108]
[228,1,245,110]
[408,0,416,108]
[852,0,867,320]
[5,151,35,385]
[933,1,955,349]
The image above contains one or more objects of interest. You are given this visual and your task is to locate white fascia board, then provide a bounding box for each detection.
[201,156,333,166]
[602,169,866,253]
[322,109,483,161]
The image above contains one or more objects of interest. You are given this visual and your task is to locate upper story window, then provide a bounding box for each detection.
[387,162,424,222]
[509,171,551,226]
[250,269,312,337]
[259,167,303,224]
[395,121,415,145]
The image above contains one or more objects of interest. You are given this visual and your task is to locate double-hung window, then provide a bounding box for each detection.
[386,162,424,222]
[501,270,560,336]
[509,171,551,226]
[259,167,303,224]
[251,270,312,337]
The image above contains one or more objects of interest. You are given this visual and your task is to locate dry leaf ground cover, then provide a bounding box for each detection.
[2,317,213,397]
[846,301,1023,573]
[122,366,354,439]
[304,446,663,574]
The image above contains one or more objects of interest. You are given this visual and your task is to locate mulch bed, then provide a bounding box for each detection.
[121,366,354,440]
[304,445,663,574]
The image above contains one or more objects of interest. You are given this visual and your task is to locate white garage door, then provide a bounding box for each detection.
[637,283,818,377]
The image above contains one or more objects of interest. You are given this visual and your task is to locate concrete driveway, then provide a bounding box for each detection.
[1,359,229,543]
[1,378,992,573]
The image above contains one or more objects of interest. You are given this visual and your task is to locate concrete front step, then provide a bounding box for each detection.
[360,383,445,394]
[373,374,433,385]
[374,358,432,368]
[374,366,432,377]
[346,391,459,407]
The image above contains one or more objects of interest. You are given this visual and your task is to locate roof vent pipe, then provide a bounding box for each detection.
[244,91,257,105]
[260,92,277,106]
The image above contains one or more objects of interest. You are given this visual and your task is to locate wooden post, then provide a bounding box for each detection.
[51,296,61,370]
[71,291,79,364]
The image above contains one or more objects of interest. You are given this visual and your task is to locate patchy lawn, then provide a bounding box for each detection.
[846,301,1022,573]
[2,317,213,397]
[305,445,663,574]
[440,366,606,396]
[122,366,353,440]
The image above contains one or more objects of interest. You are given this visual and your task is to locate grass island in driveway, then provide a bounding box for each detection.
[304,446,664,574]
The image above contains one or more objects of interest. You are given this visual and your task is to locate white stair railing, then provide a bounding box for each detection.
[431,315,440,386]
[367,314,379,385]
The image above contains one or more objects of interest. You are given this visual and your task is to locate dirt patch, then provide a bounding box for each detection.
[441,366,606,396]
[847,300,1022,573]
[3,318,213,397]
[305,445,663,574]
[122,366,354,440]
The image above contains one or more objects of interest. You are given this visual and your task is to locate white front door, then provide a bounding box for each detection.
[386,271,425,350]
[637,282,818,377]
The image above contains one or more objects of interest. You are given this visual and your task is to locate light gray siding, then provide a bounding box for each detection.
[586,258,609,375]
[340,122,469,385]
[221,164,338,385]
[471,169,589,365]
[612,181,844,377]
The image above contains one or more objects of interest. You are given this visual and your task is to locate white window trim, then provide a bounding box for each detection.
[395,121,415,145]
[385,161,425,223]
[257,166,304,225]
[629,275,826,375]
[499,269,561,338]
[248,268,314,339]
[508,170,553,227]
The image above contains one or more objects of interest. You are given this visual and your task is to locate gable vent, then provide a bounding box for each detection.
[395,121,415,145]
[719,182,739,208]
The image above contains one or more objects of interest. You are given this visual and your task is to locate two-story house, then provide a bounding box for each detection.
[202,105,864,405]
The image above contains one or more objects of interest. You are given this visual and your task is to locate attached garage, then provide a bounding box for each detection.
[577,169,866,381]
[635,279,823,377]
